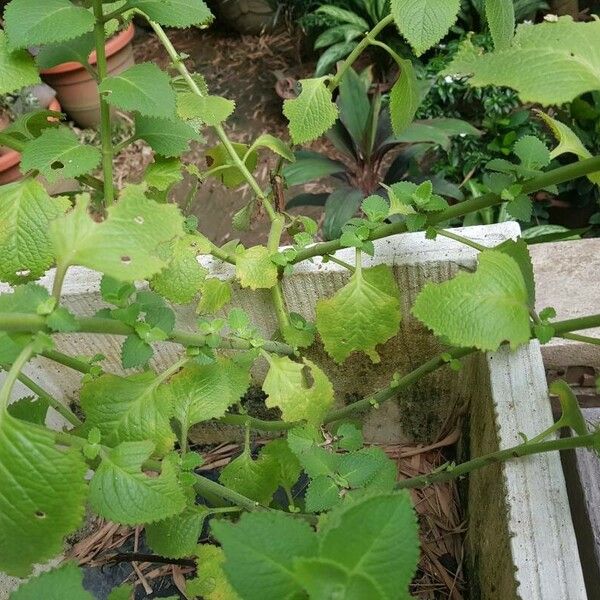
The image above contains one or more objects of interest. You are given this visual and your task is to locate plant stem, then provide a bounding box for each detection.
[51,263,68,301]
[41,350,94,374]
[559,332,600,345]
[436,229,487,252]
[396,430,599,490]
[113,135,138,154]
[194,474,261,512]
[324,254,355,272]
[0,344,35,410]
[92,0,115,206]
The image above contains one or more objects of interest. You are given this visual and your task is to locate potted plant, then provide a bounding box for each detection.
[0,1,599,599]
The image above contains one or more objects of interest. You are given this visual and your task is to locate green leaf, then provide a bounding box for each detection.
[187,545,241,600]
[100,275,136,307]
[205,142,258,188]
[121,334,153,369]
[550,379,588,436]
[7,396,49,425]
[391,0,460,56]
[9,563,92,600]
[323,187,364,240]
[316,264,401,363]
[282,150,345,187]
[212,511,318,600]
[0,30,40,95]
[338,447,396,490]
[89,442,186,525]
[107,584,134,600]
[305,475,341,512]
[125,0,213,28]
[315,5,369,28]
[4,0,94,50]
[99,63,176,119]
[49,186,185,281]
[260,439,302,491]
[47,306,79,332]
[145,506,208,558]
[362,195,389,223]
[218,449,279,505]
[287,426,340,478]
[336,422,363,451]
[135,115,201,157]
[337,67,370,148]
[485,0,515,50]
[197,278,232,314]
[443,18,600,105]
[170,357,251,429]
[316,492,419,600]
[263,355,334,425]
[513,135,550,170]
[0,412,87,576]
[495,238,535,308]
[35,32,95,70]
[81,371,176,455]
[283,77,339,144]
[315,41,358,77]
[144,157,183,191]
[235,245,278,290]
[0,179,69,285]
[20,127,101,183]
[389,58,419,135]
[247,134,295,163]
[177,93,235,126]
[412,249,531,351]
[505,194,532,222]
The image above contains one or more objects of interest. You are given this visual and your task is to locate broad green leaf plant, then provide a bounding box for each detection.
[1,1,600,598]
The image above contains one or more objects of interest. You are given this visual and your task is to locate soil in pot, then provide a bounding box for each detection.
[40,24,135,129]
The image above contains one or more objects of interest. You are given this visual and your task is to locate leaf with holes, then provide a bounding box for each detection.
[20,128,101,183]
[9,563,92,600]
[283,77,338,144]
[235,245,278,290]
[177,93,235,126]
[125,0,213,27]
[316,264,401,363]
[89,442,186,525]
[49,186,185,281]
[135,115,201,157]
[4,0,94,50]
[99,63,176,119]
[263,355,334,425]
[0,30,40,94]
[0,411,87,576]
[80,371,176,455]
[0,179,70,285]
[412,249,531,351]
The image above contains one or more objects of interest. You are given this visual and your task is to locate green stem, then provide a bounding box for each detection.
[436,229,487,252]
[559,332,600,345]
[0,344,35,410]
[324,254,355,272]
[396,431,599,490]
[51,263,68,302]
[41,350,94,374]
[113,135,138,154]
[219,412,296,431]
[92,0,115,206]
[194,474,261,512]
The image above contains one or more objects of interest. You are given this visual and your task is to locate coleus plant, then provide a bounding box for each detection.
[0,1,600,599]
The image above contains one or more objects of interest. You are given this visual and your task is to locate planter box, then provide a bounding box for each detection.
[0,223,587,599]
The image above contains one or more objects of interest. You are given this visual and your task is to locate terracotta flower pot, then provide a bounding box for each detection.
[0,98,61,186]
[40,24,135,129]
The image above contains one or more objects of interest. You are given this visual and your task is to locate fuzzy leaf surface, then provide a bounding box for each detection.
[125,0,213,27]
[235,245,278,290]
[134,115,201,157]
[10,563,92,600]
[145,506,208,558]
[0,30,40,94]
[187,545,241,600]
[389,58,419,135]
[177,93,235,126]
[485,0,514,50]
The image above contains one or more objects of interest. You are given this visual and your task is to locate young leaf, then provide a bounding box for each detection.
[283,77,338,144]
[145,506,208,558]
[262,355,334,425]
[10,563,92,600]
[89,442,186,525]
[260,439,302,491]
[169,357,251,429]
[495,238,535,308]
[412,250,531,351]
[121,334,153,369]
[316,264,401,363]
[197,278,232,314]
[49,187,185,282]
[20,127,101,182]
[389,58,419,136]
[99,63,177,119]
[235,245,278,290]
[125,0,213,28]
[0,30,40,95]
[247,134,295,163]
[485,0,515,50]
[205,142,258,188]
[187,545,241,600]
[135,115,201,157]
[4,0,94,50]
[513,136,550,170]
[305,475,341,512]
[0,179,69,285]
[144,157,183,191]
[391,0,461,56]
[362,195,389,223]
[287,426,340,478]
[80,371,176,455]
[0,412,87,576]
[177,93,235,126]
[337,447,396,490]
[336,422,363,452]
[212,512,318,600]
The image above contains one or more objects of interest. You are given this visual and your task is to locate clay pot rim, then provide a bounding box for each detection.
[0,98,62,172]
[40,23,135,75]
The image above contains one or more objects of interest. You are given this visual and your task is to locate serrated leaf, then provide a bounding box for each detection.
[362,195,389,223]
[263,355,334,425]
[89,441,186,525]
[316,264,401,363]
[121,334,153,369]
[99,63,176,118]
[9,563,92,600]
[205,142,258,188]
[336,422,363,451]
[81,371,176,455]
[0,412,87,576]
[235,245,278,290]
[495,238,535,308]
[505,194,532,222]
[0,179,70,285]
[47,306,79,332]
[35,32,95,70]
[137,290,176,333]
[412,249,531,351]
[20,127,101,182]
[247,134,294,162]
[260,439,301,491]
[146,506,208,558]
[50,186,185,281]
[135,115,201,157]
[4,0,94,51]
[0,30,40,95]
[287,426,340,478]
[187,545,241,600]
[144,157,183,191]
[337,447,396,489]
[169,357,251,429]
[443,18,600,105]
[389,58,419,135]
[212,512,318,600]
[177,93,235,126]
[283,77,338,144]
[197,278,232,314]
[305,475,341,512]
[218,449,279,505]
[391,0,460,56]
[485,0,515,50]
[7,396,49,425]
[125,0,213,27]
[513,135,550,169]
[100,275,136,307]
